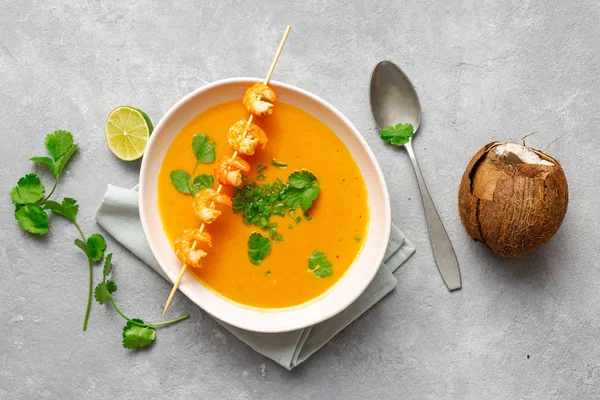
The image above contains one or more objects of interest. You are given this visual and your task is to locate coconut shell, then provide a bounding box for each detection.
[458,142,568,257]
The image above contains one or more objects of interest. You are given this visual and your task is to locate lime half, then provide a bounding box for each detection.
[105,106,153,161]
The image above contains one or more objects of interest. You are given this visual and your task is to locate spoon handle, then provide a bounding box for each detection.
[404,141,462,291]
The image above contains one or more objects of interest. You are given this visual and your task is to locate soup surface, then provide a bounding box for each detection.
[157,99,369,308]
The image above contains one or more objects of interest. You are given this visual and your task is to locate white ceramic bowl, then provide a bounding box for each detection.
[139,78,391,333]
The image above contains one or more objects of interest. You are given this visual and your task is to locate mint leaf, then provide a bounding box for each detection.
[122,319,156,349]
[170,170,192,194]
[248,232,271,265]
[271,158,287,168]
[192,134,216,163]
[87,234,106,262]
[103,253,113,279]
[45,130,74,160]
[44,197,79,222]
[380,123,414,146]
[11,173,45,205]
[191,174,214,195]
[283,170,320,211]
[94,282,111,304]
[14,204,49,234]
[308,250,333,278]
[30,156,57,178]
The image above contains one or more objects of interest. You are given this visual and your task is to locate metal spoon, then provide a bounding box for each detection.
[370,60,461,291]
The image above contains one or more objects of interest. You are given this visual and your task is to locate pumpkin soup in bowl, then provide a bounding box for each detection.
[139,78,390,332]
[157,100,368,308]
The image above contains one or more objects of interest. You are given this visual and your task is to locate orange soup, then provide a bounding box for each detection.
[157,100,369,308]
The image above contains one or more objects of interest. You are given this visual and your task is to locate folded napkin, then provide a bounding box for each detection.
[95,185,415,369]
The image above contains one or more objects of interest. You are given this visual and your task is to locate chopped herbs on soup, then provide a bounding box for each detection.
[271,158,287,168]
[232,169,320,236]
[308,250,333,278]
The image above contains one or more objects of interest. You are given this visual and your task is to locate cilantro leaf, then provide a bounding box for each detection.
[271,158,287,168]
[42,130,78,178]
[248,232,271,265]
[308,250,333,278]
[106,280,117,294]
[14,204,49,234]
[122,319,156,349]
[30,156,57,177]
[87,234,107,262]
[380,123,414,146]
[11,173,45,205]
[53,143,78,178]
[74,239,91,257]
[283,170,321,211]
[288,170,317,189]
[103,253,113,279]
[170,170,192,194]
[45,130,74,160]
[192,134,216,163]
[94,282,111,304]
[44,197,79,222]
[191,174,214,194]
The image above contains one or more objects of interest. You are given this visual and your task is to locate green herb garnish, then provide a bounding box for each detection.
[308,250,333,278]
[10,130,189,347]
[271,158,287,168]
[380,123,414,146]
[192,133,216,163]
[256,164,267,173]
[282,170,321,211]
[170,133,216,195]
[191,174,214,193]
[270,228,284,242]
[354,235,361,242]
[257,173,266,180]
[248,232,271,265]
[95,253,189,349]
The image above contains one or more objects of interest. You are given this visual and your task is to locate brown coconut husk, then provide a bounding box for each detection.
[458,142,568,257]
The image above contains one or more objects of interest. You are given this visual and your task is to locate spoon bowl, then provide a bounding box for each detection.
[370,61,422,134]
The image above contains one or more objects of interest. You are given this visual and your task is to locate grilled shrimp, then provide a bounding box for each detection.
[243,83,277,117]
[214,155,251,187]
[227,119,268,155]
[192,188,232,224]
[174,228,212,268]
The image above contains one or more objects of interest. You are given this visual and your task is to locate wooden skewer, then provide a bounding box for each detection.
[163,25,292,315]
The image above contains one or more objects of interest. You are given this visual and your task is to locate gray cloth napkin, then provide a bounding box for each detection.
[95,185,415,369]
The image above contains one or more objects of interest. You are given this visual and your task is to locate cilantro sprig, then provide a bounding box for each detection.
[308,250,333,278]
[10,130,189,348]
[170,133,216,195]
[282,170,321,211]
[248,232,271,265]
[95,253,190,349]
[380,123,414,146]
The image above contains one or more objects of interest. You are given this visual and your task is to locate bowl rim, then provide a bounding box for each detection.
[139,77,391,332]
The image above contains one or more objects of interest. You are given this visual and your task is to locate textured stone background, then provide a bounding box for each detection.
[1,1,599,399]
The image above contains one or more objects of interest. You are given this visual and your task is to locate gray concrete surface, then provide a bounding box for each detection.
[1,1,599,398]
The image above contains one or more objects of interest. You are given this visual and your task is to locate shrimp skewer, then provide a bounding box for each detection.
[163,26,292,315]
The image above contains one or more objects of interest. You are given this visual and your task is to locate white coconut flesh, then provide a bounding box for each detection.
[494,143,554,166]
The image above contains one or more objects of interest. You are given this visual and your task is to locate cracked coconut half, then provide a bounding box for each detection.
[458,142,568,257]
